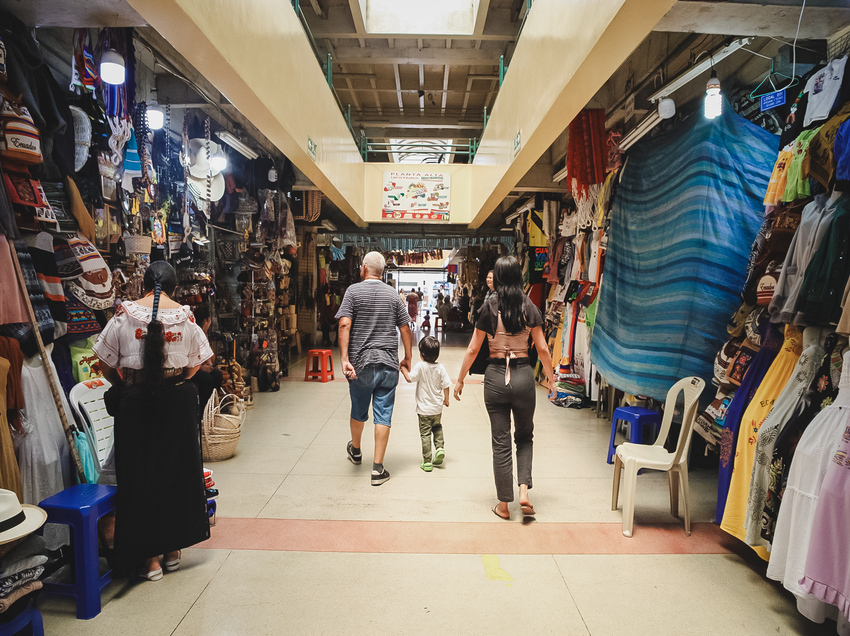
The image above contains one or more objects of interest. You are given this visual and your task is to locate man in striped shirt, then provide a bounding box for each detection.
[337,252,413,486]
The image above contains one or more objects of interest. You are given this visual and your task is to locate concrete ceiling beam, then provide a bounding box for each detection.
[655,1,850,39]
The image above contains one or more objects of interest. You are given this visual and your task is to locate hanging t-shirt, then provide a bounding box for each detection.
[803,56,848,127]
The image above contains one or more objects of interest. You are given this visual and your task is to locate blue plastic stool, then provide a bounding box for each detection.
[0,603,44,635]
[38,484,116,620]
[607,406,662,464]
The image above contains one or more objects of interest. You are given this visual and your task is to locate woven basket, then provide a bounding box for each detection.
[202,392,245,461]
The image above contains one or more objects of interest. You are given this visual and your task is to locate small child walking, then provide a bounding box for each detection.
[401,336,452,472]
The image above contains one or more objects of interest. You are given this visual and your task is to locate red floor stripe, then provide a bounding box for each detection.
[198,518,734,555]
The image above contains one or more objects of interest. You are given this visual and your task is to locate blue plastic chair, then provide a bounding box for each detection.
[607,406,662,464]
[38,484,116,620]
[0,603,44,635]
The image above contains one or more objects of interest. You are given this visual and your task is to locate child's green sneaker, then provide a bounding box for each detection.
[420,461,433,472]
[433,448,445,465]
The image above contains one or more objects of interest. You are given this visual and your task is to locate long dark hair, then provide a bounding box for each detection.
[493,256,526,333]
[143,261,178,384]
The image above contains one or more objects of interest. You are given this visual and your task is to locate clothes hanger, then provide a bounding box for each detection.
[749,59,799,100]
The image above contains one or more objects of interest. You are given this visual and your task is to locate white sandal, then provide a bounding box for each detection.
[164,550,182,572]
[139,562,163,581]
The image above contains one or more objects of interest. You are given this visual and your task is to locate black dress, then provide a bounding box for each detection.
[113,378,210,574]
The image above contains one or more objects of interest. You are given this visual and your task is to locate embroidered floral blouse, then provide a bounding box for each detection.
[92,301,213,370]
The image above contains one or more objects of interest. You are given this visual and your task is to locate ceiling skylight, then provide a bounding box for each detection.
[360,0,481,35]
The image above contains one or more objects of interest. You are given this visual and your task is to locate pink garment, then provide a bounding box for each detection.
[0,236,29,325]
[800,420,850,622]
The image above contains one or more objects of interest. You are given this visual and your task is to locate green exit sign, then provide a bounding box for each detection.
[513,130,521,157]
[307,137,318,160]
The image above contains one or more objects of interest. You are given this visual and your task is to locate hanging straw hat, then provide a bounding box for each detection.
[187,172,225,202]
[69,106,91,173]
[0,489,47,546]
[184,139,223,179]
[183,138,225,202]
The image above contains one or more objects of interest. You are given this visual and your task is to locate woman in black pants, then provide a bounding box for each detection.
[454,257,555,520]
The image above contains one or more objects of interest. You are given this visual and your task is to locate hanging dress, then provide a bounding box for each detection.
[721,324,803,559]
[15,346,72,506]
[760,334,845,545]
[766,350,850,635]
[744,330,824,547]
[0,358,24,500]
[800,413,850,625]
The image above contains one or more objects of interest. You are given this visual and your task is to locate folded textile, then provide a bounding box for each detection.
[0,536,45,567]
[0,580,42,613]
[0,566,43,597]
[0,555,46,580]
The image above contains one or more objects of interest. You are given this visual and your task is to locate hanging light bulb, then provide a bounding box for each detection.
[704,69,722,120]
[146,107,164,131]
[268,165,278,183]
[100,49,126,85]
[210,150,228,173]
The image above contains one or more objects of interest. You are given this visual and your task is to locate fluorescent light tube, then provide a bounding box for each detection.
[217,131,260,160]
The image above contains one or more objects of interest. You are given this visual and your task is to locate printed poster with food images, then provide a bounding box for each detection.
[381,171,450,222]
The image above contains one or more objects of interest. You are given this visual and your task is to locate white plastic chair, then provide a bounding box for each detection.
[611,376,706,538]
[68,378,114,472]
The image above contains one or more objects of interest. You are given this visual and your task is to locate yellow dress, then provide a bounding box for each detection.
[0,358,24,501]
[720,324,803,560]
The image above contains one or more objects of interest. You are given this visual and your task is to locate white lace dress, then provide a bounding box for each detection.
[766,350,850,635]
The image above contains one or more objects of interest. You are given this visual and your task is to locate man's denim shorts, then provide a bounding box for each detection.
[348,363,399,426]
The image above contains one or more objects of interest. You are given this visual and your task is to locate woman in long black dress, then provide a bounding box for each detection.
[93,261,212,579]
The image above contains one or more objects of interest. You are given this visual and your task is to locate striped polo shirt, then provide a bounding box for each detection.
[336,279,410,372]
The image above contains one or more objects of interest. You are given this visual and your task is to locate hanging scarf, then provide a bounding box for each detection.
[71,29,98,92]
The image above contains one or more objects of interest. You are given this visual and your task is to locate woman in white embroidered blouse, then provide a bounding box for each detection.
[92,262,213,581]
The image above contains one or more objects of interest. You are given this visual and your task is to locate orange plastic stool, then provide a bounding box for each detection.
[305,349,335,382]
[434,317,443,332]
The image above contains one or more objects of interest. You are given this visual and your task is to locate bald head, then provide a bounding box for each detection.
[362,251,386,278]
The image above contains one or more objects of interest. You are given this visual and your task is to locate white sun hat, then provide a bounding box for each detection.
[0,489,47,546]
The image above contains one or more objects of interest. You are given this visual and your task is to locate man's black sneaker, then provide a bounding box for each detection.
[347,441,362,465]
[371,468,390,486]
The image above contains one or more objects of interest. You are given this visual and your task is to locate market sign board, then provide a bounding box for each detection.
[381,171,450,222]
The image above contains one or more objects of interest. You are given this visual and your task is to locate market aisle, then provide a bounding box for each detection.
[38,334,834,635]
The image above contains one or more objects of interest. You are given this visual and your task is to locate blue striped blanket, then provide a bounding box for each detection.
[590,106,778,400]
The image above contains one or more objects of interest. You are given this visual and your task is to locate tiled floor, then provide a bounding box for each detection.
[39,332,838,634]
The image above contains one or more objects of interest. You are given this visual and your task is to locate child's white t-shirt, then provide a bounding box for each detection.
[804,56,847,127]
[408,361,453,416]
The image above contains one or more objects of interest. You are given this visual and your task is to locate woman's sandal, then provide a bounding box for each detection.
[492,504,510,520]
[139,563,163,581]
[520,503,535,517]
[164,550,182,572]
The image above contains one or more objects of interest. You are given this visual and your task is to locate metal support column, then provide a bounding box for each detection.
[325,53,333,88]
